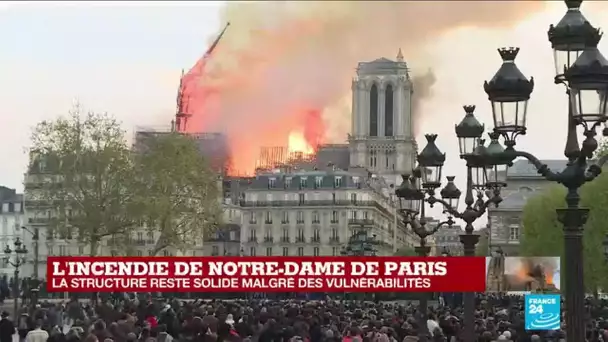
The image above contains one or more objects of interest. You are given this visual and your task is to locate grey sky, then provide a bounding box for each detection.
[0,1,223,191]
[2,1,608,231]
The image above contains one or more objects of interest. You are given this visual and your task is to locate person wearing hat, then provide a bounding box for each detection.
[0,312,15,342]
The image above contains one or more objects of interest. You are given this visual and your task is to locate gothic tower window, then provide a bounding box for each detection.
[369,83,378,137]
[385,84,393,136]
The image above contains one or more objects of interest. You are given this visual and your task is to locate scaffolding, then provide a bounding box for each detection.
[256,146,316,170]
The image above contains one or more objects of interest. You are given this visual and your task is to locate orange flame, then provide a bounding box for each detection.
[288,130,315,155]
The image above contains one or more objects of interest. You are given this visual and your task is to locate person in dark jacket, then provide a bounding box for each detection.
[0,311,15,342]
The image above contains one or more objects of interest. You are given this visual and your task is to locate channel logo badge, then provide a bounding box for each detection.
[525,294,561,330]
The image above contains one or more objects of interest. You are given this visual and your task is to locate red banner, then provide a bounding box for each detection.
[47,256,486,293]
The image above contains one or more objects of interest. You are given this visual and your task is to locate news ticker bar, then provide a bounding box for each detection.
[47,256,486,292]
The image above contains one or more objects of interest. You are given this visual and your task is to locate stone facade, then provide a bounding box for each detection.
[487,159,568,255]
[348,52,417,186]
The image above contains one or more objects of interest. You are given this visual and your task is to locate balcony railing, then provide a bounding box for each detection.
[311,237,321,243]
[295,237,306,243]
[281,237,290,243]
[248,237,257,242]
[348,219,375,226]
[264,236,274,243]
[329,237,340,244]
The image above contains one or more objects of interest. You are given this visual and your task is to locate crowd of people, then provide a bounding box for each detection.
[0,293,606,342]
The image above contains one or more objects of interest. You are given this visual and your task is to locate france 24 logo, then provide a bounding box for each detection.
[525,294,561,331]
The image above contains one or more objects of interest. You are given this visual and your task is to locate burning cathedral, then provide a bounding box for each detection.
[141,23,418,186]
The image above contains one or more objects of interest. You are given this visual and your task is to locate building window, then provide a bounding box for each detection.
[249,247,256,256]
[249,212,257,224]
[369,83,378,136]
[331,211,339,223]
[509,226,520,241]
[282,228,289,242]
[363,211,369,219]
[385,84,394,136]
[332,193,337,203]
[282,211,289,224]
[334,176,342,188]
[59,246,67,256]
[249,228,257,242]
[353,177,361,188]
[300,177,308,189]
[351,193,357,203]
[148,250,154,256]
[297,229,305,243]
[266,247,272,256]
[350,210,358,219]
[298,247,304,256]
[312,229,320,243]
[330,228,339,243]
[282,247,289,256]
[298,193,305,204]
[136,250,142,257]
[297,211,304,224]
[268,178,276,188]
[370,150,377,168]
[312,211,320,224]
[285,177,292,188]
[78,246,84,255]
[315,176,323,188]
[332,247,339,256]
[265,211,272,224]
[313,247,320,256]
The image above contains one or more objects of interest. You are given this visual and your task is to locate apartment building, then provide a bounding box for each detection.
[0,186,27,276]
[237,166,416,257]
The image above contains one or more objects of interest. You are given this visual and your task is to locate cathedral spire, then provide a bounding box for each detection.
[174,68,192,133]
[396,48,404,62]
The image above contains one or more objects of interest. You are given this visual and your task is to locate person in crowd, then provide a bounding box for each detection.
[25,320,48,342]
[0,311,15,342]
[7,292,608,342]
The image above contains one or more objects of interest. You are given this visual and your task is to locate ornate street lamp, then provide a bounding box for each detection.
[548,0,599,83]
[340,230,377,257]
[410,114,506,342]
[483,47,534,149]
[4,238,28,315]
[462,2,608,341]
[564,32,608,139]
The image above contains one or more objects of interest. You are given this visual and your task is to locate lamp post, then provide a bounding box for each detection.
[4,238,28,316]
[19,226,39,304]
[396,115,506,342]
[395,167,459,342]
[394,2,608,341]
[477,2,608,341]
[340,228,378,257]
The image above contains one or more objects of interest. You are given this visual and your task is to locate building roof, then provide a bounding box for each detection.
[357,56,410,76]
[0,186,24,214]
[507,159,568,179]
[494,188,535,211]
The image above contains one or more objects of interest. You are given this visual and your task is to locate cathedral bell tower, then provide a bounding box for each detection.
[348,49,417,182]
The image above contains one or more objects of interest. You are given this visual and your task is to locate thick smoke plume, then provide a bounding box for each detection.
[187,1,547,174]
